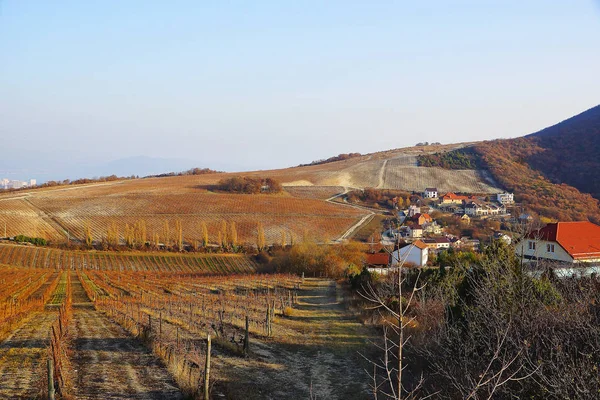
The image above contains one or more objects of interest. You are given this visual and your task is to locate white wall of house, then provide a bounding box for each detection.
[409,228,423,238]
[391,246,428,267]
[497,193,514,204]
[516,239,573,263]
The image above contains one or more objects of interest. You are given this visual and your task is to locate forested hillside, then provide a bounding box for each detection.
[526,105,600,199]
[474,138,600,223]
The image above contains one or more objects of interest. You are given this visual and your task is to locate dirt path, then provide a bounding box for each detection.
[325,187,376,243]
[69,272,183,400]
[0,306,58,399]
[376,159,389,188]
[215,278,374,399]
[336,213,375,242]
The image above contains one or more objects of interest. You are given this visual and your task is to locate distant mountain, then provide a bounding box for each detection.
[473,104,600,223]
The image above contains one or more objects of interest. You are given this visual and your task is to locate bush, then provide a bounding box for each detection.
[14,234,47,246]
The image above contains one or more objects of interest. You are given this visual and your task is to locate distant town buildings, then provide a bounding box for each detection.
[0,178,37,190]
[496,192,515,204]
[423,187,438,199]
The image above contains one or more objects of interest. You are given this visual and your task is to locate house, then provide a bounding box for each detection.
[460,214,471,225]
[449,237,462,248]
[423,221,443,235]
[439,192,470,205]
[422,237,451,251]
[496,192,515,205]
[408,225,423,238]
[412,213,432,226]
[464,201,505,217]
[493,232,512,245]
[365,253,390,267]
[464,201,481,216]
[423,188,438,199]
[391,240,429,267]
[407,205,421,217]
[516,222,600,263]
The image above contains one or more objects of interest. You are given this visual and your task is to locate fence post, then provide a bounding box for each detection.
[204,334,211,400]
[48,359,55,400]
[244,316,249,355]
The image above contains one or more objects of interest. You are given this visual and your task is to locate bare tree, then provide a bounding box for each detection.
[359,243,428,400]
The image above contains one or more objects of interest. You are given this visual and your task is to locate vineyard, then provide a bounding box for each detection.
[382,156,501,193]
[0,177,367,245]
[0,244,257,273]
[0,142,505,246]
[284,185,345,200]
[0,197,62,240]
[0,257,372,398]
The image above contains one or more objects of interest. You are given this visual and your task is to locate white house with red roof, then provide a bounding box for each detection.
[516,222,600,263]
[391,240,429,267]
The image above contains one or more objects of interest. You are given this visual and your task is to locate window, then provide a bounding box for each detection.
[528,241,536,250]
[547,244,555,253]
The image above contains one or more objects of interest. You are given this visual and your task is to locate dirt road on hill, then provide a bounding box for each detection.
[214,278,374,400]
[69,272,183,400]
[377,159,389,188]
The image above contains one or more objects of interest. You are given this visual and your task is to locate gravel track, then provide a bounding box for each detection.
[70,273,183,400]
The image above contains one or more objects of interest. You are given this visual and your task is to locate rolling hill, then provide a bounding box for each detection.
[0,143,502,245]
[2,104,598,244]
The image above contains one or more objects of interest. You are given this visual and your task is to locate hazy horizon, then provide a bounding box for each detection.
[2,1,600,181]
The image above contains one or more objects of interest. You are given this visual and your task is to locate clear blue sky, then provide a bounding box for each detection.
[1,1,599,176]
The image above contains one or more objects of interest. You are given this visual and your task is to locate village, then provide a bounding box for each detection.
[364,187,600,272]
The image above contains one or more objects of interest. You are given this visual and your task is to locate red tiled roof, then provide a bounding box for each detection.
[412,240,428,250]
[412,213,432,221]
[441,193,478,201]
[366,253,390,266]
[528,222,600,260]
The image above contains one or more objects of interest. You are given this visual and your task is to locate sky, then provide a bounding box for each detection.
[1,1,600,180]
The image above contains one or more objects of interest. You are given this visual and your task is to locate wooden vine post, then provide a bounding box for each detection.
[204,334,211,400]
[244,315,250,355]
[47,359,55,400]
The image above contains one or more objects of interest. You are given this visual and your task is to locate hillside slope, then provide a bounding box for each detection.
[526,105,600,199]
[473,104,600,223]
[256,143,501,193]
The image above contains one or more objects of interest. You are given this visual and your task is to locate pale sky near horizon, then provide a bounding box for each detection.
[1,1,600,176]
